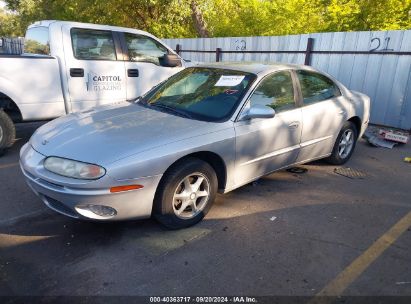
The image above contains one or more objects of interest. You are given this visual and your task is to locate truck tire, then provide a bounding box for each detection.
[0,110,16,155]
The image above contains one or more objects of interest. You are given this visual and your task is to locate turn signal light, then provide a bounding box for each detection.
[110,184,144,193]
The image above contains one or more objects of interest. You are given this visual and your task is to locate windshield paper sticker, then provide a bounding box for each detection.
[215,75,245,87]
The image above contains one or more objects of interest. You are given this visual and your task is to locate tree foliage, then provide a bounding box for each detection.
[0,0,410,38]
[1,0,196,37]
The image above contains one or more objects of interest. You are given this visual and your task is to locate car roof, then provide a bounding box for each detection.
[195,62,315,75]
[194,61,350,95]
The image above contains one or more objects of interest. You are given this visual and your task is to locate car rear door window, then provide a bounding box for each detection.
[71,28,117,60]
[249,71,296,112]
[297,70,341,104]
[124,33,168,65]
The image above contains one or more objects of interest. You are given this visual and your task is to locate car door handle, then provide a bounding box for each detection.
[338,110,346,115]
[127,69,139,77]
[70,68,84,77]
[288,122,300,129]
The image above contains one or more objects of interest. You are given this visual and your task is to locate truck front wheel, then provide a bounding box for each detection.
[0,110,16,155]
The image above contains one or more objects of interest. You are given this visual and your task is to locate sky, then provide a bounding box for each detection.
[0,1,6,9]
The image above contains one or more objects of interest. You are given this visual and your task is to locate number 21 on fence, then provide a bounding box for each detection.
[370,37,394,52]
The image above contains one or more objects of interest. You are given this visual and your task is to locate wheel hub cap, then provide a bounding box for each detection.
[172,173,210,219]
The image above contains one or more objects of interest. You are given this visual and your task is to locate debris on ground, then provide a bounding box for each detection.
[270,216,277,221]
[365,133,396,148]
[286,167,308,174]
[334,167,367,179]
[364,128,396,148]
[379,129,409,144]
[363,126,409,148]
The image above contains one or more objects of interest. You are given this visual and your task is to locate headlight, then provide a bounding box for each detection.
[44,157,106,180]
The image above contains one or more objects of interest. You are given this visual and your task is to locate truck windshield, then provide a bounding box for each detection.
[139,67,256,122]
[25,27,50,55]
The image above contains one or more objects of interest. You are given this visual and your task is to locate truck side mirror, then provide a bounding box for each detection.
[159,54,182,67]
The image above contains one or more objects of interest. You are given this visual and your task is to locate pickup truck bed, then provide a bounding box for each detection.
[0,54,66,121]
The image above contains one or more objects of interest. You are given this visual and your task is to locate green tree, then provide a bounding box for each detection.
[1,0,410,38]
[0,7,22,36]
[204,0,328,37]
[324,0,411,31]
[2,0,198,37]
[205,0,411,37]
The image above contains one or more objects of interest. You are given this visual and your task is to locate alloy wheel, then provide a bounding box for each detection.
[338,129,354,159]
[172,172,210,219]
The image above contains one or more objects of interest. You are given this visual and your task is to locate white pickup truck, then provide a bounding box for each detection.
[0,20,185,152]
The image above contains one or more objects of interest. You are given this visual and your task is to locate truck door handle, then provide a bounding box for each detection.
[70,68,84,77]
[288,122,300,129]
[127,69,139,77]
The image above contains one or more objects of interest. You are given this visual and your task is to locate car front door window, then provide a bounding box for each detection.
[249,71,296,113]
[124,33,168,65]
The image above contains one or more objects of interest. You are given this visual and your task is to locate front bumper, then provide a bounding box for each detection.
[20,143,162,221]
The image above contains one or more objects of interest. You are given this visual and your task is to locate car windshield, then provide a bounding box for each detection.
[138,67,256,122]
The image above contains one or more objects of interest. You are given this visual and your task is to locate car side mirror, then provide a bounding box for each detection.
[159,53,182,67]
[240,104,275,121]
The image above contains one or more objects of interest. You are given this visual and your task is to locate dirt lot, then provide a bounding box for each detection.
[0,122,410,301]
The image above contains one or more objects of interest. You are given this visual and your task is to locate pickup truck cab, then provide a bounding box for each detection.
[0,20,185,152]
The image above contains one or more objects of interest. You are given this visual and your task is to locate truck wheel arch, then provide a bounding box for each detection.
[0,92,23,123]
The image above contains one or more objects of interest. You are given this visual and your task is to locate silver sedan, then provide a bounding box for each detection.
[20,63,370,229]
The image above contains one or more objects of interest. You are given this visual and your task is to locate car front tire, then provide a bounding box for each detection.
[327,121,358,165]
[153,158,218,229]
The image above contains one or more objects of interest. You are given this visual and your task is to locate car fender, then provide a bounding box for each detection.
[106,126,237,190]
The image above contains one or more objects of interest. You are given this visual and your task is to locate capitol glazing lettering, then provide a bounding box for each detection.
[87,73,122,91]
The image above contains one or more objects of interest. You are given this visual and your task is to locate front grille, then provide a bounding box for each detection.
[44,196,78,218]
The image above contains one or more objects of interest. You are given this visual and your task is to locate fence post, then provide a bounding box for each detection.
[304,38,314,65]
[19,37,24,54]
[176,44,181,55]
[216,47,222,62]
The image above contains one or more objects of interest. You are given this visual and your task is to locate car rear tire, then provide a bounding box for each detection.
[326,121,358,165]
[153,158,218,229]
[0,110,16,156]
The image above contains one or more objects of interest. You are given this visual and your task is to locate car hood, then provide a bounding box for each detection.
[31,103,226,165]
